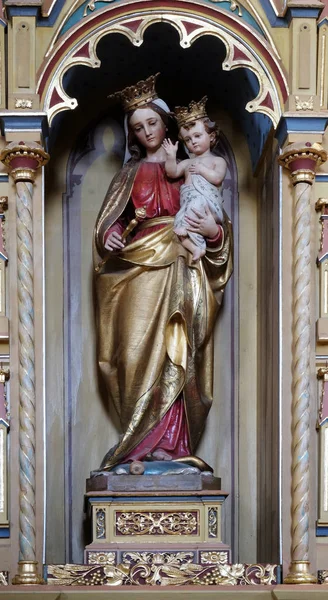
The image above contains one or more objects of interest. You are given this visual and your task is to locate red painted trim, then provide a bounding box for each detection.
[233,45,251,62]
[260,91,274,111]
[289,158,316,172]
[49,86,63,109]
[73,41,91,59]
[123,19,143,32]
[38,1,287,103]
[10,157,39,170]
[181,20,203,35]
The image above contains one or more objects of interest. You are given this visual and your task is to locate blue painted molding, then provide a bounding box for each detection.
[316,174,328,182]
[316,524,328,537]
[0,527,9,538]
[6,0,66,26]
[260,0,288,27]
[0,175,9,183]
[5,6,40,18]
[0,113,49,145]
[276,116,328,147]
[289,7,323,18]
[260,0,323,27]
[37,0,66,27]
[319,17,328,28]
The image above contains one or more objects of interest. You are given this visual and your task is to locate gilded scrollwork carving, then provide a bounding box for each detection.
[318,570,328,584]
[208,507,218,538]
[95,508,106,539]
[46,561,279,586]
[116,511,198,536]
[46,563,129,586]
[122,551,197,586]
[194,563,277,586]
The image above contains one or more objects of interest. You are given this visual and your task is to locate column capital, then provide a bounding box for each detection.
[315,197,328,211]
[0,141,49,183]
[278,141,327,184]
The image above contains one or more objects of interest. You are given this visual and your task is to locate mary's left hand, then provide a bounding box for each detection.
[185,205,219,239]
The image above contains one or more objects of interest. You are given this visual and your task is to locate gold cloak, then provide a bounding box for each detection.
[93,162,233,470]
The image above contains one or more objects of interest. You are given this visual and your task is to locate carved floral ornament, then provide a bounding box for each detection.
[37,6,287,127]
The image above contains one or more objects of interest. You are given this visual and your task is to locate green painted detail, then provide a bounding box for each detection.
[59,0,266,38]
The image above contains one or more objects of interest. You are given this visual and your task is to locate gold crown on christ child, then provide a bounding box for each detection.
[109,73,160,112]
[174,96,208,129]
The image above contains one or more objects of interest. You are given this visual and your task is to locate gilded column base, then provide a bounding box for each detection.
[284,561,317,584]
[12,561,45,585]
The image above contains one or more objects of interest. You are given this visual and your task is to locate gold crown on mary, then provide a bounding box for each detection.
[109,73,160,112]
[174,96,208,129]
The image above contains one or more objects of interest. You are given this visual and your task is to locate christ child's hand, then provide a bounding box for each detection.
[162,139,178,158]
[188,162,203,175]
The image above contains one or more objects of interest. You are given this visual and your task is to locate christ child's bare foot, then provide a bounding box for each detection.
[174,227,187,237]
[151,448,173,461]
[192,247,206,262]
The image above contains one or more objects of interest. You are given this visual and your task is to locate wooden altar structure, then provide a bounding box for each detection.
[0,0,327,596]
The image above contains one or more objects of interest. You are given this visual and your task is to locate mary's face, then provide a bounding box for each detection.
[129,107,166,151]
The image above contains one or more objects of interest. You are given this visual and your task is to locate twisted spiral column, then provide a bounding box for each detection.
[279,142,327,584]
[0,142,49,585]
[17,179,36,562]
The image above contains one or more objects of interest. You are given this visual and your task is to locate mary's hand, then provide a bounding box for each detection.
[185,204,219,239]
[104,231,126,251]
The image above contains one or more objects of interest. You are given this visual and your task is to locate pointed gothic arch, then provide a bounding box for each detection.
[36,1,288,127]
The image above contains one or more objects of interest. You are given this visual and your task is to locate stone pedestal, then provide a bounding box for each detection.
[45,485,280,588]
[84,490,230,565]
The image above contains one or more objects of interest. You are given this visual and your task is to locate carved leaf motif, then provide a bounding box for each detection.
[84,0,116,17]
[245,563,277,585]
[103,564,129,585]
[209,0,243,16]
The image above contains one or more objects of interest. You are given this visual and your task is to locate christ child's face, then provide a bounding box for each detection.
[180,120,214,156]
[129,107,166,151]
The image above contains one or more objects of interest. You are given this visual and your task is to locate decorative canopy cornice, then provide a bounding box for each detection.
[36,0,288,128]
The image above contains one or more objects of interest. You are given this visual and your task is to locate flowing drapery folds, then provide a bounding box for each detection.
[93,161,233,470]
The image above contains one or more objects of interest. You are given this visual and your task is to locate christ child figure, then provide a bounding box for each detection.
[163,97,227,261]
